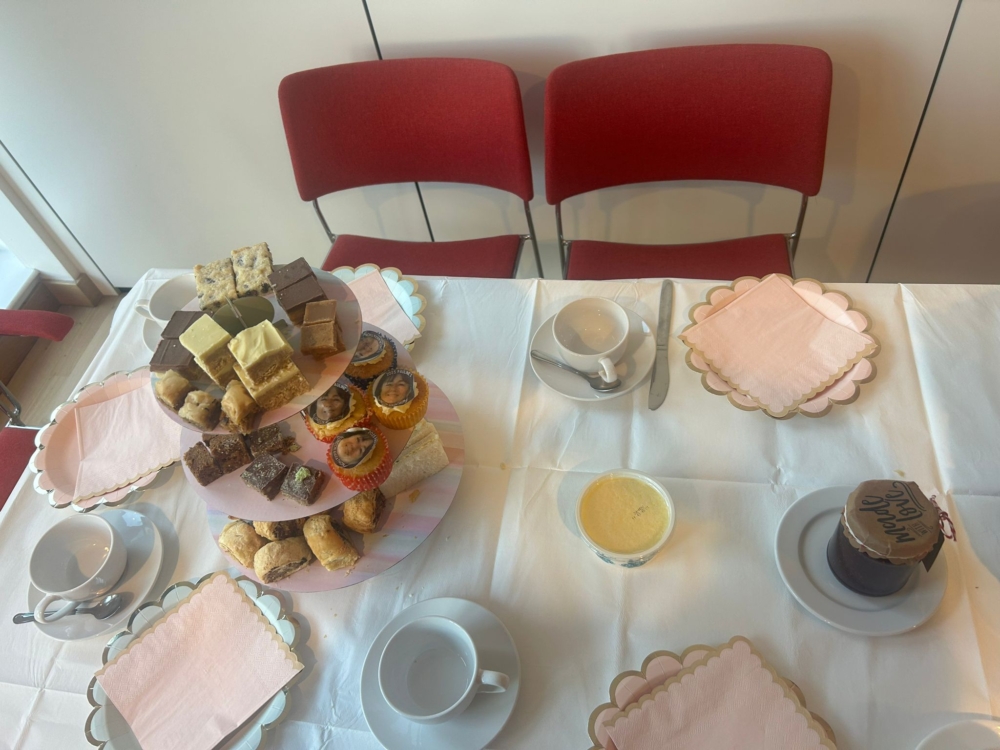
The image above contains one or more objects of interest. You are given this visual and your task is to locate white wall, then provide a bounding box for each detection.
[870,0,1000,284]
[0,1,966,284]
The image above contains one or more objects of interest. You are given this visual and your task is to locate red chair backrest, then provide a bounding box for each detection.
[0,426,37,510]
[279,58,534,202]
[545,44,833,204]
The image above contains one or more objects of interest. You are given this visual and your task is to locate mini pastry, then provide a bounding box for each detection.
[180,315,236,386]
[149,339,203,381]
[365,368,429,430]
[344,331,397,386]
[202,433,252,474]
[827,480,947,597]
[267,257,313,290]
[253,518,308,541]
[246,424,291,457]
[303,514,359,572]
[178,390,221,431]
[154,369,194,410]
[220,379,260,434]
[327,425,393,492]
[240,453,289,499]
[300,321,341,359]
[228,320,293,384]
[161,310,208,339]
[378,419,450,498]
[275,276,325,325]
[253,537,313,583]
[235,360,309,411]
[193,258,238,311]
[281,463,324,505]
[231,242,274,297]
[302,383,368,442]
[218,520,267,568]
[303,299,337,326]
[183,442,223,486]
[341,489,385,534]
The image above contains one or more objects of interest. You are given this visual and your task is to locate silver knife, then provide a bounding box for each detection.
[648,280,673,410]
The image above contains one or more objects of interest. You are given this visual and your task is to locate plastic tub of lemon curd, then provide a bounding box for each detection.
[576,470,675,567]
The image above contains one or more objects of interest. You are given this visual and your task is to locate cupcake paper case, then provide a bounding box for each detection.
[365,368,429,431]
[327,425,394,492]
[302,383,369,443]
[344,331,397,387]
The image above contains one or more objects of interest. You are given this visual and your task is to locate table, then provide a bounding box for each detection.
[1,270,998,749]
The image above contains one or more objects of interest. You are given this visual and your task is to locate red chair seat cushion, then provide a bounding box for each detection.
[566,234,791,281]
[322,234,523,278]
[0,427,38,509]
[0,309,74,341]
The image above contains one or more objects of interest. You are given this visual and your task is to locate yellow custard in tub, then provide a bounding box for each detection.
[579,476,670,555]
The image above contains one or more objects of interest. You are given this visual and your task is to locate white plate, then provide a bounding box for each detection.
[774,486,948,636]
[529,307,654,401]
[27,509,163,641]
[85,573,299,750]
[916,719,1000,749]
[142,318,162,353]
[361,597,520,750]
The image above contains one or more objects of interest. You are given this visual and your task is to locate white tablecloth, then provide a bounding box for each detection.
[1,270,998,749]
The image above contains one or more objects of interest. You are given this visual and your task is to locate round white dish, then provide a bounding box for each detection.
[361,597,520,750]
[775,486,948,636]
[916,719,1000,749]
[329,264,426,350]
[85,573,299,750]
[151,268,362,434]
[27,509,163,641]
[530,306,654,402]
[141,318,162,353]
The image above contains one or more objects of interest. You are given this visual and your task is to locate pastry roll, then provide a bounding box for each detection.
[154,369,194,410]
[218,521,267,568]
[220,379,259,434]
[178,390,221,431]
[303,514,359,571]
[341,489,386,534]
[253,537,313,583]
[253,518,307,541]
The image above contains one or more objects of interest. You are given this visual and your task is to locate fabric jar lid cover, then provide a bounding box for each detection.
[841,480,942,565]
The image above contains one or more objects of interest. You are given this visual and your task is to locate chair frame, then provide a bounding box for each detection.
[0,380,24,427]
[312,197,543,278]
[553,193,809,280]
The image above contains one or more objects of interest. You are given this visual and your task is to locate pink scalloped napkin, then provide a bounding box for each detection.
[95,573,302,750]
[348,270,421,345]
[605,638,835,750]
[679,275,876,417]
[73,385,181,501]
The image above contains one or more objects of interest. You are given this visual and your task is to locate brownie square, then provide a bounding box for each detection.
[203,433,251,474]
[267,257,314,290]
[240,453,289,499]
[184,443,222,486]
[303,299,337,325]
[300,322,339,358]
[281,463,324,505]
[246,424,288,457]
[162,311,209,339]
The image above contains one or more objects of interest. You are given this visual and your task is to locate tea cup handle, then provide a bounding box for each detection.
[477,669,509,694]
[34,594,78,624]
[134,299,156,321]
[597,357,618,383]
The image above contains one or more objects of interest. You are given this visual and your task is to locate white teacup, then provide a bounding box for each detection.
[553,297,630,383]
[30,515,126,624]
[135,274,197,325]
[379,615,509,724]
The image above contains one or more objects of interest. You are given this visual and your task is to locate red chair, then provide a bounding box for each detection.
[278,58,541,278]
[544,44,833,280]
[0,309,74,509]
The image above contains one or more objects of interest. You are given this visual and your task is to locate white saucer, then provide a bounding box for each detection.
[774,486,948,637]
[916,719,1000,749]
[529,307,654,401]
[27,509,163,641]
[361,597,520,750]
[141,318,162,352]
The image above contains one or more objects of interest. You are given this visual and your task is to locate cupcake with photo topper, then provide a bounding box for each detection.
[344,331,397,387]
[302,382,369,443]
[365,367,429,431]
[327,425,393,491]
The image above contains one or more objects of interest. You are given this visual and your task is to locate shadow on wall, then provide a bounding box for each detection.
[867,182,1000,284]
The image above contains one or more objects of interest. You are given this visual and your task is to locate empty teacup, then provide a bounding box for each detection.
[30,515,126,624]
[379,615,509,724]
[553,297,630,383]
[134,274,197,325]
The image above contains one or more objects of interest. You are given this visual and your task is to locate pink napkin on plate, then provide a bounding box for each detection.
[96,573,302,750]
[605,638,834,750]
[73,385,181,501]
[679,274,876,418]
[348,270,422,346]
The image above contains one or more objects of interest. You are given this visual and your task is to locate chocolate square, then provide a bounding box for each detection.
[281,463,324,505]
[246,424,288,457]
[162,310,209,339]
[203,433,252,474]
[276,277,325,324]
[184,443,222,486]
[268,257,314,290]
[240,453,289,499]
[150,339,197,376]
